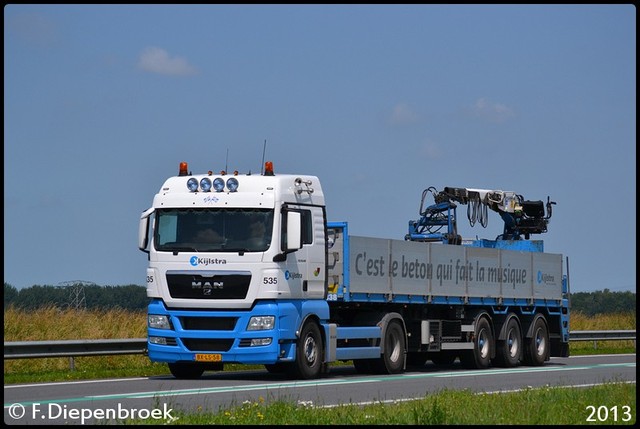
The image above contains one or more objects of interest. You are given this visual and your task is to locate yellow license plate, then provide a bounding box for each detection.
[195,353,222,362]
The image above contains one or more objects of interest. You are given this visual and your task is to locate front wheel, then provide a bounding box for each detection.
[292,321,323,379]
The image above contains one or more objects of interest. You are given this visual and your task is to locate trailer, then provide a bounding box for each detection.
[139,161,570,379]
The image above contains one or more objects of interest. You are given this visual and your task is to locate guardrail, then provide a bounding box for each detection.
[4,339,147,370]
[4,331,636,364]
[568,330,636,342]
[4,338,147,359]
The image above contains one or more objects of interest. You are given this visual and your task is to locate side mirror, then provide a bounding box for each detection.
[285,211,302,251]
[138,208,154,252]
[274,210,302,262]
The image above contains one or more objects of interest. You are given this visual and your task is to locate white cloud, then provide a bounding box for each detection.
[137,47,198,76]
[389,102,419,125]
[471,98,515,123]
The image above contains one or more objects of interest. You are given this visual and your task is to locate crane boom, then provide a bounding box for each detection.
[407,186,556,243]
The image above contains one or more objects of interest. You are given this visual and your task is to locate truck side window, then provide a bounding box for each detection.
[301,210,312,244]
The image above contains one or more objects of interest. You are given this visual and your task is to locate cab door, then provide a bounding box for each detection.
[282,205,327,299]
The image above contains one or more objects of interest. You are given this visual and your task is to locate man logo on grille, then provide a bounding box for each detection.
[192,281,224,289]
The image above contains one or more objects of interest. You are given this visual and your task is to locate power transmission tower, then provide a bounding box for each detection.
[68,283,86,310]
[58,280,94,310]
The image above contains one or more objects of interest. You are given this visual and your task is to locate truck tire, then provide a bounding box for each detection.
[494,317,522,367]
[168,362,206,379]
[523,316,549,366]
[461,317,493,369]
[292,321,323,379]
[371,320,406,374]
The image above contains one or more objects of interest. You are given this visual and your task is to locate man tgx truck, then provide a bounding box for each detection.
[138,161,570,379]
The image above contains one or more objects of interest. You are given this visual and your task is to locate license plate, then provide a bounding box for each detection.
[195,353,222,362]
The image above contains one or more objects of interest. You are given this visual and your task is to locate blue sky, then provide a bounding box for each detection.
[4,4,636,293]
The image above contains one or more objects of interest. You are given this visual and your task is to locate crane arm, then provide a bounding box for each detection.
[408,186,556,243]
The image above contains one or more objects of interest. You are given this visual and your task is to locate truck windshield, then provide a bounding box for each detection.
[154,208,274,253]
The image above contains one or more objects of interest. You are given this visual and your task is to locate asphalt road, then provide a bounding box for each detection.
[4,354,636,425]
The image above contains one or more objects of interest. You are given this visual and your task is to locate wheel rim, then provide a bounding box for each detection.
[534,328,546,356]
[303,335,317,365]
[507,329,520,359]
[388,329,402,362]
[478,329,490,359]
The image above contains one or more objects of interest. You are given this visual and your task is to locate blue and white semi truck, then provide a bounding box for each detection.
[139,161,570,379]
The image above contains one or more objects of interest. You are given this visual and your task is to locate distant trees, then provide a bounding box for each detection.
[3,283,149,311]
[3,282,636,315]
[569,289,636,316]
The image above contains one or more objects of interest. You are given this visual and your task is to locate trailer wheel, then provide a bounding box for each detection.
[494,317,522,367]
[461,317,493,369]
[168,362,205,379]
[292,321,323,379]
[371,320,406,374]
[524,317,549,366]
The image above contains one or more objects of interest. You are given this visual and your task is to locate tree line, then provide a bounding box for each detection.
[3,283,149,311]
[2,283,636,316]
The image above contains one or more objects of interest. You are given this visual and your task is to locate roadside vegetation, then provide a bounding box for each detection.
[122,383,636,425]
[3,306,635,383]
[3,306,636,425]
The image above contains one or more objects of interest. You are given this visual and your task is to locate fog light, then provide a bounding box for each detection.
[250,338,272,346]
[149,336,168,345]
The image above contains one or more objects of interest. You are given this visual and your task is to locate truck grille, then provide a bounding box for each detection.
[167,273,251,299]
[179,316,238,331]
[182,338,234,352]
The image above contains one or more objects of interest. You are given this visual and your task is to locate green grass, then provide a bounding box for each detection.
[120,383,636,425]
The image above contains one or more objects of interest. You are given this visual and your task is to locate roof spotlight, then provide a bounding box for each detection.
[227,177,239,192]
[213,177,225,192]
[200,177,212,192]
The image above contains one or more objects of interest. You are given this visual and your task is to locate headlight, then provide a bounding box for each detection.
[247,316,275,331]
[148,315,171,329]
[227,177,239,192]
[187,178,199,192]
[200,177,212,192]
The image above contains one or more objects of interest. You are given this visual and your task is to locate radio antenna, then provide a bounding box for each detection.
[260,139,267,175]
[225,148,229,172]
